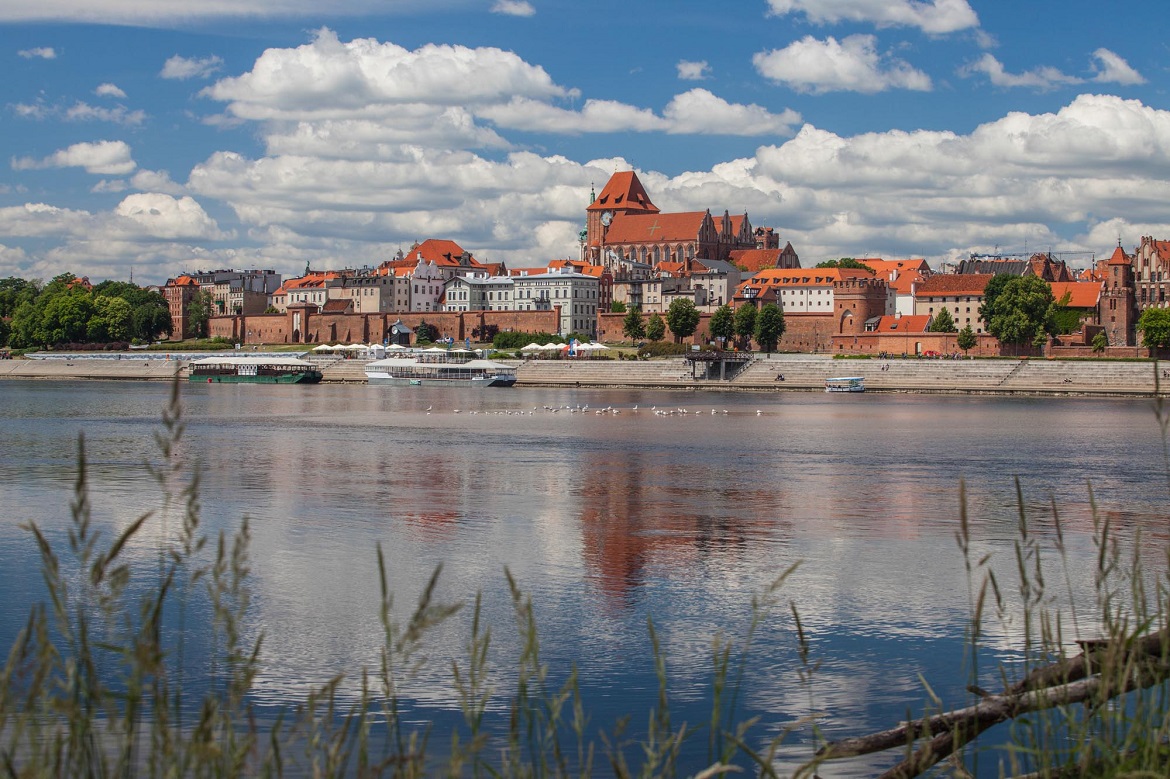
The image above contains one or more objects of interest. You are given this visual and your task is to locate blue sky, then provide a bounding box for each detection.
[2,1,1168,285]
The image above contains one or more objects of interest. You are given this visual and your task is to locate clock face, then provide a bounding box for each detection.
[600,211,613,226]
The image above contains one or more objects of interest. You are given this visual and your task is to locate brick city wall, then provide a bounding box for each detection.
[831,331,1009,357]
[210,309,562,345]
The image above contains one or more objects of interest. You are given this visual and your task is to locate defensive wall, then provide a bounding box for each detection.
[209,308,562,345]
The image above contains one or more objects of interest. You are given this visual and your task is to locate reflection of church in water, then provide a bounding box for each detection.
[582,170,779,278]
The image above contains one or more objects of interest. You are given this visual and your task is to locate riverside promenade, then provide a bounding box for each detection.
[2,353,1167,397]
[512,355,1169,397]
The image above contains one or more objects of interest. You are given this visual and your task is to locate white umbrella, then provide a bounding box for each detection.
[520,343,543,352]
[589,342,609,350]
[385,343,407,350]
[312,343,336,351]
[541,343,562,350]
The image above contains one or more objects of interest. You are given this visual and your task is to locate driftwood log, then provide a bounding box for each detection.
[814,626,1170,779]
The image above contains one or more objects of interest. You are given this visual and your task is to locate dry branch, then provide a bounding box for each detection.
[814,626,1170,779]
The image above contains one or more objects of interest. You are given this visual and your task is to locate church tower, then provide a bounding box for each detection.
[584,171,659,264]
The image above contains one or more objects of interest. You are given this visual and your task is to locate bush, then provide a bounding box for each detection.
[637,341,690,358]
[493,331,562,350]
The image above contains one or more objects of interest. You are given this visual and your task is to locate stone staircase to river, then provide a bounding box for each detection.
[730,355,1164,395]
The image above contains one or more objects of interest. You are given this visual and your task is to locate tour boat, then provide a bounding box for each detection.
[825,376,865,393]
[188,356,323,384]
[364,355,516,387]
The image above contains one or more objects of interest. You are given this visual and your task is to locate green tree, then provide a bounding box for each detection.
[986,275,1055,348]
[8,300,43,349]
[93,281,172,341]
[929,307,957,333]
[978,273,1015,332]
[131,298,174,342]
[957,325,977,355]
[815,258,874,273]
[708,304,734,348]
[41,290,96,344]
[645,313,666,342]
[0,277,39,319]
[610,300,627,314]
[754,302,786,354]
[622,306,645,341]
[665,298,700,343]
[733,303,757,350]
[0,315,9,347]
[89,295,134,342]
[1091,331,1108,353]
[415,321,438,343]
[1137,307,1170,349]
[186,290,213,339]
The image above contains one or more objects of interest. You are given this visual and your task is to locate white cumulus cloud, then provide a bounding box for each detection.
[662,89,800,136]
[94,82,127,98]
[202,29,568,122]
[64,100,146,125]
[754,35,932,94]
[765,0,979,34]
[18,46,56,59]
[113,193,227,240]
[959,54,1082,90]
[161,54,224,80]
[12,140,136,175]
[491,0,534,17]
[677,60,711,81]
[1090,48,1144,85]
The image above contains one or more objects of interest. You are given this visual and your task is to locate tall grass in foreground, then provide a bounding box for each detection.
[1,379,1168,778]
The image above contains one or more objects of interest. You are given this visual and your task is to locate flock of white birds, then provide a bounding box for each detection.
[424,404,764,416]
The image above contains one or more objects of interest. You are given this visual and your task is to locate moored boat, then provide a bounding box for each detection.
[364,355,516,387]
[825,376,865,392]
[188,357,323,384]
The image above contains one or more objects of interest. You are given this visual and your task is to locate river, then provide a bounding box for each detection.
[0,379,1167,776]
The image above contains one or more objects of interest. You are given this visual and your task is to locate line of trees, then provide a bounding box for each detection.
[620,300,786,352]
[0,273,172,349]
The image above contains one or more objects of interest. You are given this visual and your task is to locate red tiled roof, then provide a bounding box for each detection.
[587,171,659,214]
[872,315,930,333]
[734,267,870,299]
[321,299,352,313]
[1108,246,1131,266]
[604,211,708,244]
[405,239,483,267]
[656,261,687,277]
[1050,281,1103,309]
[728,248,783,272]
[915,274,995,297]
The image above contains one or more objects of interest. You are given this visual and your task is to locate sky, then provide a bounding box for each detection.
[2,0,1169,286]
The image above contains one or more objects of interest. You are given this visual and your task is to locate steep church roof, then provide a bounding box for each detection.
[587,171,659,215]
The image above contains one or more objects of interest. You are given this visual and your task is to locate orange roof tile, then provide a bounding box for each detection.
[728,249,783,272]
[872,315,930,333]
[1050,281,1102,309]
[604,211,708,243]
[656,261,687,277]
[587,171,659,214]
[915,274,995,297]
[1107,246,1131,266]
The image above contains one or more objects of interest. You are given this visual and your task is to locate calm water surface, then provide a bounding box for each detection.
[1,379,1167,776]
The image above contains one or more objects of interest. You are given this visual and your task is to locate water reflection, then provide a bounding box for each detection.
[0,379,1167,776]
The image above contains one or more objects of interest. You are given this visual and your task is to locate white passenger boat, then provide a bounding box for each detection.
[825,376,865,393]
[364,355,516,387]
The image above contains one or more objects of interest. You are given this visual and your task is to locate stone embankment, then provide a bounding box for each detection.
[0,356,185,381]
[2,353,1166,396]
[514,355,1169,397]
